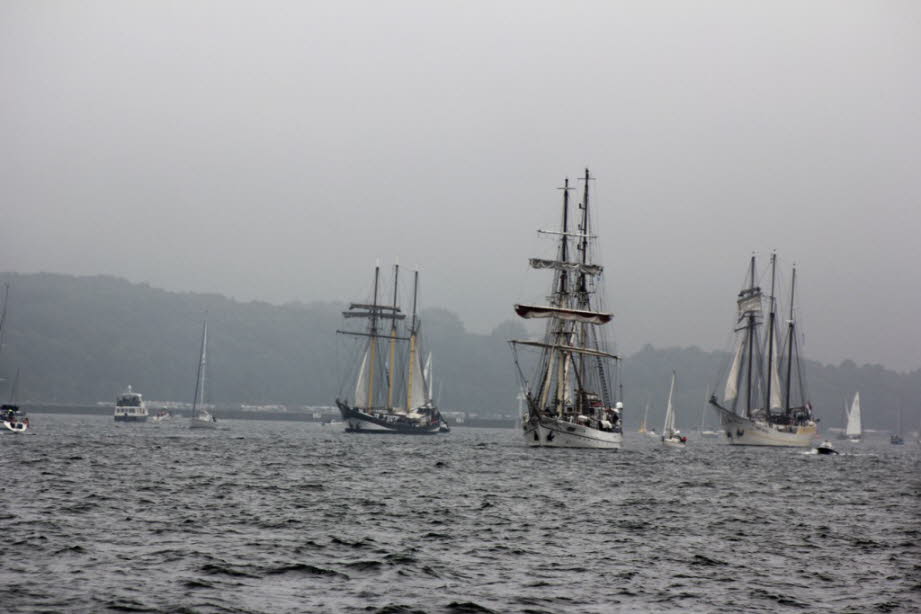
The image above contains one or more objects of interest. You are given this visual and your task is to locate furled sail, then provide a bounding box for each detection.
[510,340,618,360]
[514,304,612,325]
[737,292,762,317]
[354,348,369,408]
[723,334,746,402]
[529,258,603,276]
[845,392,862,436]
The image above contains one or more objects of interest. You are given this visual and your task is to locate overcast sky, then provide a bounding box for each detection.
[2,1,919,371]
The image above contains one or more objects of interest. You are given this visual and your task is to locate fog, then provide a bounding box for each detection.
[2,1,919,371]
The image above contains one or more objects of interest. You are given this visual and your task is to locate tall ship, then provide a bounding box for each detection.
[510,169,623,449]
[336,265,446,434]
[114,385,149,422]
[709,253,817,447]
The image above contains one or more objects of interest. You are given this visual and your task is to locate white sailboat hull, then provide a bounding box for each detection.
[523,416,622,449]
[3,419,29,433]
[189,416,217,430]
[662,437,686,448]
[712,403,816,447]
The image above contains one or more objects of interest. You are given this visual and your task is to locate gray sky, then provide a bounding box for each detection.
[2,1,920,371]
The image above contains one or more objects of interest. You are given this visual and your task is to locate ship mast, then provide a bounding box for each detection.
[745,255,756,418]
[764,252,777,416]
[406,270,419,412]
[367,265,380,409]
[387,264,399,409]
[784,265,797,415]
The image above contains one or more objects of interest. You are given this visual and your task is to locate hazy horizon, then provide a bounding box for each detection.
[3,1,920,371]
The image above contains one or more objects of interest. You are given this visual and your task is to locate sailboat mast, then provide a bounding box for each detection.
[764,252,777,415]
[367,266,380,409]
[784,265,797,413]
[192,319,207,415]
[577,169,591,411]
[387,264,400,409]
[406,270,419,412]
[555,179,571,415]
[745,255,756,417]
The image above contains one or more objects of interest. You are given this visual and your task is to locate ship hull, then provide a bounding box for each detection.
[523,415,622,449]
[114,414,148,422]
[337,401,442,435]
[710,402,816,447]
[3,420,29,433]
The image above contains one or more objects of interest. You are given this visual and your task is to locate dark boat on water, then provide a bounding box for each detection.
[335,264,446,435]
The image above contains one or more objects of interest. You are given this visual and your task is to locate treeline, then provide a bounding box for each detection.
[1,273,918,434]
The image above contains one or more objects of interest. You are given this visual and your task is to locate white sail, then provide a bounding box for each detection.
[663,372,677,436]
[408,343,427,410]
[845,392,862,437]
[723,334,746,403]
[769,328,783,410]
[354,348,369,408]
[424,352,433,403]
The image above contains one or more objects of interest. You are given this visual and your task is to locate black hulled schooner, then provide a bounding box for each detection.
[336,264,446,434]
[510,169,623,448]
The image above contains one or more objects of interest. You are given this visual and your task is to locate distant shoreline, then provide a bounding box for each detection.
[20,403,517,428]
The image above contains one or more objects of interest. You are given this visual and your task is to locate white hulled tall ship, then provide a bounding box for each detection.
[336,265,446,434]
[709,253,817,447]
[510,169,623,449]
[114,385,149,422]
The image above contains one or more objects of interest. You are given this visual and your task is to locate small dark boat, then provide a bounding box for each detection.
[816,440,839,455]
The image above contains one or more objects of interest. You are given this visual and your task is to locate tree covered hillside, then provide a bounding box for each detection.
[1,273,918,434]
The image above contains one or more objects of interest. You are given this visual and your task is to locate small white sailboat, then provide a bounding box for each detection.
[844,392,861,442]
[696,387,720,438]
[1,290,30,434]
[661,371,686,447]
[189,319,218,430]
[639,401,649,434]
[2,369,29,433]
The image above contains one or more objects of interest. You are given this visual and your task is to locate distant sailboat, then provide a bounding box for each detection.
[844,392,861,442]
[336,265,446,434]
[890,406,904,445]
[708,253,817,447]
[189,319,218,430]
[639,401,649,434]
[661,371,686,447]
[2,368,29,433]
[510,170,623,449]
[696,387,719,439]
[0,285,29,433]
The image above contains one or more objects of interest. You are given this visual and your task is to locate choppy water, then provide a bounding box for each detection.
[1,415,919,613]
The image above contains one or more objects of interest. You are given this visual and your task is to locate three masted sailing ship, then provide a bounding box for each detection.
[708,253,816,447]
[510,169,623,449]
[336,265,446,434]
